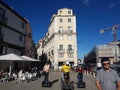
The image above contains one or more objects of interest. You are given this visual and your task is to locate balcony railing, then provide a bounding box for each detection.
[67,49,74,54]
[57,49,65,54]
[58,30,73,33]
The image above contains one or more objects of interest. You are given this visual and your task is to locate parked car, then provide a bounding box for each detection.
[92,66,102,76]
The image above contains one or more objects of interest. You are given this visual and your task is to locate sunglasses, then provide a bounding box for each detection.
[102,63,110,66]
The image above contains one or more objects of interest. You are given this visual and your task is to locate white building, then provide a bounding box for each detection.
[37,39,43,60]
[37,8,78,70]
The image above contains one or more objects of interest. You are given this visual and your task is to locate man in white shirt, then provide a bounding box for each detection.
[43,62,50,83]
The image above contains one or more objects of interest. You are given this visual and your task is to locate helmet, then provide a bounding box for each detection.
[66,61,69,65]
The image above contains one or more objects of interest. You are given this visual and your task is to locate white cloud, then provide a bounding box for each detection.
[108,3,115,8]
[83,0,91,6]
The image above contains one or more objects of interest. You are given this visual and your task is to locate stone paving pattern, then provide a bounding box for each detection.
[0,71,97,90]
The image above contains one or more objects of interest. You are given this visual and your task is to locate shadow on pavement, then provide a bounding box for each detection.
[51,79,59,86]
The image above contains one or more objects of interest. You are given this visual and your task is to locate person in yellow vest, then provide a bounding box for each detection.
[61,61,71,83]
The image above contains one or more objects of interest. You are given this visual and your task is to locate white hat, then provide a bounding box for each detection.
[66,61,69,65]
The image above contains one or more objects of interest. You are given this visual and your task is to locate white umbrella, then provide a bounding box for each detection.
[0,53,25,76]
[0,53,24,61]
[22,56,40,62]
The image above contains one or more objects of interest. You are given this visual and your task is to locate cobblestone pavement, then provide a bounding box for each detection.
[0,71,97,90]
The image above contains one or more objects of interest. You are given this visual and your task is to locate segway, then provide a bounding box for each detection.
[61,73,74,90]
[42,81,51,87]
[76,75,86,88]
[42,73,51,88]
[77,81,86,88]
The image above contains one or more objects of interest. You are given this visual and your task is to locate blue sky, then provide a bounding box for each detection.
[3,0,120,59]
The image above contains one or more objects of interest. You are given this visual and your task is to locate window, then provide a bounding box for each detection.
[59,26,63,33]
[49,52,50,56]
[51,50,54,55]
[19,35,23,41]
[68,18,71,22]
[60,11,62,14]
[0,8,5,21]
[59,45,63,51]
[21,22,25,29]
[68,26,72,31]
[68,10,71,14]
[68,45,72,50]
[59,35,63,40]
[29,33,32,38]
[0,46,3,54]
[27,49,29,53]
[68,35,72,40]
[0,27,4,40]
[0,27,1,35]
[60,18,63,22]
[59,26,63,30]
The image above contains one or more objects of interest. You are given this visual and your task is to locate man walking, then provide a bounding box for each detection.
[95,57,120,90]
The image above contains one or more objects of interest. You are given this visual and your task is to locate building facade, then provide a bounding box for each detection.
[23,23,36,58]
[84,43,120,67]
[37,8,78,70]
[37,39,43,60]
[0,1,35,57]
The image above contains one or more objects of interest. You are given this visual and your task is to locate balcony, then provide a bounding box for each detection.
[67,49,74,54]
[57,49,65,54]
[58,30,73,34]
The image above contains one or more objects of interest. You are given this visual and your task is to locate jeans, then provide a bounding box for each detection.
[78,73,83,82]
[64,72,70,80]
[61,72,64,81]
[64,72,70,86]
[44,72,49,83]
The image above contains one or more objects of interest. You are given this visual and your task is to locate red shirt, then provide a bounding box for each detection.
[77,67,84,73]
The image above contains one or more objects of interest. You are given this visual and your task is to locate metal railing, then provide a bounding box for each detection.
[57,49,65,53]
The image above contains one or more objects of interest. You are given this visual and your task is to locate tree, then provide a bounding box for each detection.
[39,53,48,68]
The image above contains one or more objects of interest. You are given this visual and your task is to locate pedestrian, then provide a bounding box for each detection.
[95,57,120,90]
[18,69,23,79]
[76,65,84,83]
[18,69,25,82]
[89,65,93,76]
[0,70,4,79]
[43,62,50,83]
